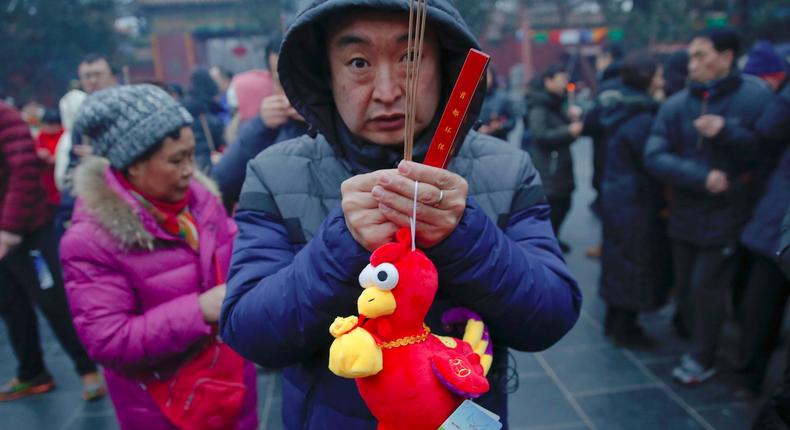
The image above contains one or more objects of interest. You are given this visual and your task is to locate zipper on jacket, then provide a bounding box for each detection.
[696,91,710,151]
[550,150,559,175]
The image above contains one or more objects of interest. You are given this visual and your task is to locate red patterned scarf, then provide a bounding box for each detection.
[113,170,199,250]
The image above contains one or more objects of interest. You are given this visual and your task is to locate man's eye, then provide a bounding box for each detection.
[400,51,415,63]
[349,58,369,69]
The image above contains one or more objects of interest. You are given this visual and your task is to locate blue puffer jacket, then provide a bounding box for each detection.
[212,116,308,210]
[740,80,790,259]
[220,1,581,429]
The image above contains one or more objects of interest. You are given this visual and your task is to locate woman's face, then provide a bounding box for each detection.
[127,127,195,202]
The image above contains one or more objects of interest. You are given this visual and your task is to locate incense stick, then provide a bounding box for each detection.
[405,0,415,161]
[404,0,428,162]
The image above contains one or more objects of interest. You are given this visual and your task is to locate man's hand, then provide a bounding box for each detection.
[569,121,583,137]
[694,114,725,138]
[341,171,399,251]
[259,95,302,129]
[371,161,468,248]
[705,169,729,195]
[0,231,22,261]
[567,106,582,122]
[199,284,227,323]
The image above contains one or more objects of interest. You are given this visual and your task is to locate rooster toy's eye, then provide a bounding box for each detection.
[372,263,399,291]
[358,264,375,289]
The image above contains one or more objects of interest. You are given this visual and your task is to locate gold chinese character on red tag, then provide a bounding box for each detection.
[459,91,467,100]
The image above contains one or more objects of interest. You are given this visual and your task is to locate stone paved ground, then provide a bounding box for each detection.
[0,139,783,429]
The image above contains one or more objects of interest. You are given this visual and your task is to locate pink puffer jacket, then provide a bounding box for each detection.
[60,158,257,430]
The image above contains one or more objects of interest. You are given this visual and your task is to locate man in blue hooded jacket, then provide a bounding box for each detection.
[220,1,581,428]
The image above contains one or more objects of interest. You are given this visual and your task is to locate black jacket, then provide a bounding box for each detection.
[183,69,226,173]
[525,87,575,198]
[598,87,670,311]
[644,73,772,246]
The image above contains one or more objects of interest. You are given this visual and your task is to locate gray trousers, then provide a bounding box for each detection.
[672,240,737,368]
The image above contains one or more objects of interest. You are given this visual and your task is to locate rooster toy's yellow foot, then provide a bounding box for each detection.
[329,326,383,378]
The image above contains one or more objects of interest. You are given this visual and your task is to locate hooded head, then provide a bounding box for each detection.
[278,0,484,172]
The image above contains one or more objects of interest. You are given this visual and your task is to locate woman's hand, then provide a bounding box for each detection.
[198,284,227,323]
[371,161,468,248]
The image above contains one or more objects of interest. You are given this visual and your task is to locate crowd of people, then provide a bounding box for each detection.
[0,0,788,429]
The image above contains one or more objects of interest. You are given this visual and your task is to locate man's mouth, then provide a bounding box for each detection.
[370,114,406,131]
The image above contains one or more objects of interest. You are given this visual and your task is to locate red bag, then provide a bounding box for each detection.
[144,256,246,430]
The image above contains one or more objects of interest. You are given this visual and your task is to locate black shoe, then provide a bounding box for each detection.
[559,241,571,254]
[613,325,656,350]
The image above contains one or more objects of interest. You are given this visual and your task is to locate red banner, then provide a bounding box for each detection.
[423,49,490,169]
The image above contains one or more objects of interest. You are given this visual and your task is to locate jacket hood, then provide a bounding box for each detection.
[598,84,658,130]
[72,157,221,250]
[278,0,483,173]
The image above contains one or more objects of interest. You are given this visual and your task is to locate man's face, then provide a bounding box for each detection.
[78,59,116,94]
[687,38,733,84]
[545,72,569,96]
[326,11,441,146]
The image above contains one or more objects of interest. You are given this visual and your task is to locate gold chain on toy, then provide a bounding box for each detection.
[377,324,431,349]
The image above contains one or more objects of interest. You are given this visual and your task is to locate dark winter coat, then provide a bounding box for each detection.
[0,101,51,233]
[741,80,790,259]
[212,116,308,211]
[598,87,671,311]
[525,87,576,198]
[644,73,772,246]
[183,69,225,173]
[780,204,790,279]
[219,1,582,429]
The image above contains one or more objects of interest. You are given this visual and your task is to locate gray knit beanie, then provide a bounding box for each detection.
[74,84,193,170]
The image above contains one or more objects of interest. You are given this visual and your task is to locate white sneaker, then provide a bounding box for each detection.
[672,354,717,385]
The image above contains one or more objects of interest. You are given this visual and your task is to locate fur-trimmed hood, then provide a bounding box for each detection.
[71,156,222,250]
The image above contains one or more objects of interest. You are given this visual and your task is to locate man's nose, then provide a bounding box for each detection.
[372,66,403,105]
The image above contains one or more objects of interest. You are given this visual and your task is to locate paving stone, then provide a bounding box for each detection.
[508,375,582,428]
[0,389,82,429]
[646,361,745,409]
[541,345,651,395]
[575,387,704,430]
[64,415,121,430]
[697,403,759,430]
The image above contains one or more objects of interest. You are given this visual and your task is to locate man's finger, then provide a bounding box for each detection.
[372,186,444,223]
[377,173,442,206]
[398,161,458,190]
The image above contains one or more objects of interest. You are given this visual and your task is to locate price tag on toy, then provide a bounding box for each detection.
[438,400,502,430]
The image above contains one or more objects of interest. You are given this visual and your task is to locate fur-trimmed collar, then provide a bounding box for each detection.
[72,156,221,250]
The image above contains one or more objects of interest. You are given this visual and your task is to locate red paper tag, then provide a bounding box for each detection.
[423,49,490,169]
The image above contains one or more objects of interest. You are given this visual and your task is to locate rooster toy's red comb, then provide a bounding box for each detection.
[370,228,413,266]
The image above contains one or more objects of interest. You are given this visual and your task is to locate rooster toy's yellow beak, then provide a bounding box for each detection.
[358,286,396,318]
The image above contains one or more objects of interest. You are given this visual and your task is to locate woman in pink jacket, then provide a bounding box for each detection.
[60,85,257,430]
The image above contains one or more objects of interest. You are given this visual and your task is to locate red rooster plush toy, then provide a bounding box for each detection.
[329,227,493,430]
